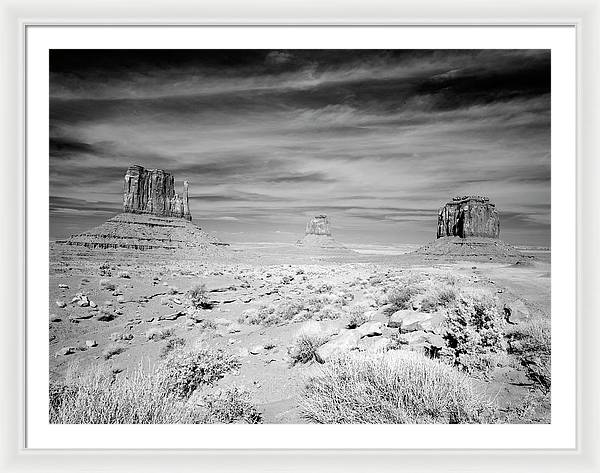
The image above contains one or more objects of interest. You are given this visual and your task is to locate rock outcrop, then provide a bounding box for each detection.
[305,215,332,236]
[296,215,348,250]
[123,165,191,221]
[59,165,225,252]
[437,195,499,239]
[414,195,524,262]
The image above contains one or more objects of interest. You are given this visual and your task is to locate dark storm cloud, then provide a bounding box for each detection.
[49,49,551,245]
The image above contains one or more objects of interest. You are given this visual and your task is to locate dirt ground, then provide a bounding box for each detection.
[48,242,551,423]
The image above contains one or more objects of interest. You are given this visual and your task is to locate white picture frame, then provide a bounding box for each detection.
[1,0,599,471]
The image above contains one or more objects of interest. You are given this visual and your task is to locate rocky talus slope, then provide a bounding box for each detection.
[60,213,224,251]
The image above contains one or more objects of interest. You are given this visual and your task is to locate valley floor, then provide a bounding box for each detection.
[48,242,551,424]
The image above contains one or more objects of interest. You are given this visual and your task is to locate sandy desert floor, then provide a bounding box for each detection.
[49,242,551,424]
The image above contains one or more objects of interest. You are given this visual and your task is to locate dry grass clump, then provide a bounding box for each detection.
[102,344,126,360]
[191,385,262,424]
[288,332,329,365]
[238,301,307,326]
[300,351,497,424]
[50,356,260,424]
[345,305,371,329]
[160,337,186,358]
[443,292,505,376]
[157,346,241,398]
[506,317,551,392]
[187,283,210,309]
[386,284,422,311]
[420,286,458,313]
[146,327,175,341]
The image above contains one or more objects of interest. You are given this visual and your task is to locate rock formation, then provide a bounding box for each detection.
[437,195,500,239]
[123,165,191,221]
[305,215,332,236]
[414,195,524,262]
[59,165,225,252]
[296,215,348,250]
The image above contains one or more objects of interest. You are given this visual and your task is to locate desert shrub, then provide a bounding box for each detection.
[192,386,262,424]
[102,344,126,360]
[386,285,421,311]
[506,318,551,392]
[99,279,116,291]
[438,286,458,307]
[289,332,329,365]
[420,286,458,313]
[199,319,217,330]
[502,389,551,423]
[300,351,497,424]
[239,301,306,326]
[443,292,505,376]
[345,305,371,329]
[187,283,210,309]
[157,346,241,398]
[146,327,174,341]
[277,301,306,321]
[49,363,260,424]
[314,305,343,321]
[160,337,186,358]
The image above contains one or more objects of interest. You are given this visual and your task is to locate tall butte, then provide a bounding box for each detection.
[60,165,223,251]
[296,215,349,250]
[414,195,523,262]
[123,165,191,221]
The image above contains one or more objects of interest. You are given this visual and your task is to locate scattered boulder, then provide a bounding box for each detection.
[388,310,433,332]
[226,323,242,333]
[504,299,530,324]
[55,347,76,357]
[55,300,67,309]
[85,339,98,348]
[250,345,264,355]
[315,331,361,363]
[360,336,394,353]
[357,321,383,338]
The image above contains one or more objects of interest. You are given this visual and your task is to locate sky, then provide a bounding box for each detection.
[49,49,551,246]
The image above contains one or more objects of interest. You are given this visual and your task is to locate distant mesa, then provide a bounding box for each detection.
[58,165,225,252]
[296,215,347,249]
[415,195,523,262]
[124,165,192,221]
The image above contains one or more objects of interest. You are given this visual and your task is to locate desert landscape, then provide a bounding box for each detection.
[48,49,551,424]
[48,167,550,424]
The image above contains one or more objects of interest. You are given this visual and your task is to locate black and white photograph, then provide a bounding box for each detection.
[48,49,551,425]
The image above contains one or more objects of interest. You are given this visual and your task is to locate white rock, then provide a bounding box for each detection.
[55,300,67,309]
[316,331,361,362]
[85,339,97,348]
[249,345,264,355]
[357,321,383,338]
[55,347,76,357]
